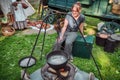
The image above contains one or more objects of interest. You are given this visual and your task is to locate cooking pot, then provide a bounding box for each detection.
[46,50,68,70]
[96,32,110,46]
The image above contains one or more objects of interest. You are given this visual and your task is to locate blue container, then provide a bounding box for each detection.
[48,0,77,10]
[72,35,95,59]
[78,0,93,5]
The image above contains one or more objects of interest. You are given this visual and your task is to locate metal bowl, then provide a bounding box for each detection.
[46,50,68,70]
[19,56,36,68]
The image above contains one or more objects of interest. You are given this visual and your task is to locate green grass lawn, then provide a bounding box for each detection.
[0,16,120,80]
[0,32,120,80]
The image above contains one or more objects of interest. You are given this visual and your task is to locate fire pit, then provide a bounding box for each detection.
[29,50,99,80]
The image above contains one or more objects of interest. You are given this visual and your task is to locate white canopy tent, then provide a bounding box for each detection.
[0,0,35,17]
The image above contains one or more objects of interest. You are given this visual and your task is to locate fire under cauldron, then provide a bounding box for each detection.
[19,50,99,80]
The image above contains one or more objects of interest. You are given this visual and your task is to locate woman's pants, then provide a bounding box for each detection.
[53,32,78,59]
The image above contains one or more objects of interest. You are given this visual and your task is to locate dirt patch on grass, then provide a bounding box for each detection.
[16,28,56,35]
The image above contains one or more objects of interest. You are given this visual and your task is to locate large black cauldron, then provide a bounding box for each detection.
[46,50,68,70]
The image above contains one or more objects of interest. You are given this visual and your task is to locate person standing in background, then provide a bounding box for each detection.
[12,0,28,29]
[12,0,35,30]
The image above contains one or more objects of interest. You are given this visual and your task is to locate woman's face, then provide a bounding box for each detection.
[72,7,80,18]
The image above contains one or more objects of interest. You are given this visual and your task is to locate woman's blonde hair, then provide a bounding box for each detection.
[71,2,81,12]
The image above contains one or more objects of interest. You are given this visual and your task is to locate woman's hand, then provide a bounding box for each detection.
[84,35,87,37]
[56,36,63,43]
[58,36,63,42]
